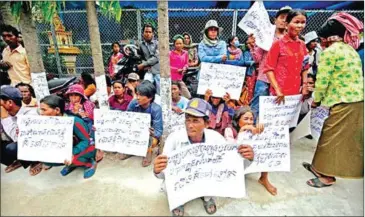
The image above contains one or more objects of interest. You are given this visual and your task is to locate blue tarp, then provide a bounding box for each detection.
[64,1,362,10]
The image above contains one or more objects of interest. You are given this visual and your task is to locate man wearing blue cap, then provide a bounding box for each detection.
[0,85,42,175]
[153,98,254,216]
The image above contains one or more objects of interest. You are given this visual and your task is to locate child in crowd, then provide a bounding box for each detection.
[171,81,189,113]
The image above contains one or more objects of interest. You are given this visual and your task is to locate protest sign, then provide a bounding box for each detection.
[238,1,276,51]
[237,126,290,173]
[197,62,246,100]
[290,111,311,142]
[31,72,50,103]
[17,115,74,163]
[95,75,109,109]
[259,95,302,128]
[94,109,151,156]
[310,106,329,140]
[165,111,186,134]
[165,142,245,211]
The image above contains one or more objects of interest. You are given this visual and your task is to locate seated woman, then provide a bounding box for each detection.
[171,81,189,114]
[204,89,234,135]
[40,95,97,179]
[65,84,95,134]
[227,106,277,196]
[108,80,133,111]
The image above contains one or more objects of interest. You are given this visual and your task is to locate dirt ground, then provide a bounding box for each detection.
[1,137,363,216]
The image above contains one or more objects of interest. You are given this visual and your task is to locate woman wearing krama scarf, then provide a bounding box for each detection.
[303,13,364,188]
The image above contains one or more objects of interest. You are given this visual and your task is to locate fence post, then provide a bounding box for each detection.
[50,21,63,77]
[232,9,238,36]
[136,9,142,42]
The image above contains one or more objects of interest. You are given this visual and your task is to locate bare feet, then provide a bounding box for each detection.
[258,177,277,196]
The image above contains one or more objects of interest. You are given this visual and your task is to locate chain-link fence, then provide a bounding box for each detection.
[36,8,364,78]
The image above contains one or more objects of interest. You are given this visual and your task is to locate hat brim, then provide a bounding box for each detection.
[184,108,206,117]
[201,27,224,34]
[276,9,291,17]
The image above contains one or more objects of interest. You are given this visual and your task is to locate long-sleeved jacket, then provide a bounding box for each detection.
[138,39,160,75]
[198,40,227,63]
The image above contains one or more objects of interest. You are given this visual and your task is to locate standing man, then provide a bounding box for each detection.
[137,23,161,94]
[247,6,292,121]
[1,25,31,86]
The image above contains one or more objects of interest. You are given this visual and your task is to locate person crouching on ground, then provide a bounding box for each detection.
[153,98,254,216]
[40,95,97,179]
[120,80,163,167]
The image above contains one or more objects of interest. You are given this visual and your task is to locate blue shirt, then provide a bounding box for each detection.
[173,96,189,110]
[127,99,163,139]
[198,40,227,63]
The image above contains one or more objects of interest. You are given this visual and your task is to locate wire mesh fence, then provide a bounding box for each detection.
[36,8,364,78]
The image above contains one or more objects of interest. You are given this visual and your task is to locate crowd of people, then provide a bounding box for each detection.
[0,7,364,216]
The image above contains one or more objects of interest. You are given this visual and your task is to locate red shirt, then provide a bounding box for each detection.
[263,34,308,95]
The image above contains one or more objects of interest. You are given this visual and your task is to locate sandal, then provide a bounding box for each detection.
[142,151,152,167]
[302,162,321,178]
[5,160,22,173]
[43,165,53,171]
[171,205,184,216]
[201,197,217,215]
[60,166,76,176]
[306,177,336,188]
[119,153,132,160]
[84,160,97,179]
[29,163,43,176]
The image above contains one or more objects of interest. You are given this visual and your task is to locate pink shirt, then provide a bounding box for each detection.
[169,50,189,81]
[250,35,281,83]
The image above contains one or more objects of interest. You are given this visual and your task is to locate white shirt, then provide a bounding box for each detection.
[1,107,38,142]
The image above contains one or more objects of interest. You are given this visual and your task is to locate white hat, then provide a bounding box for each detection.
[304,31,319,45]
[201,20,223,33]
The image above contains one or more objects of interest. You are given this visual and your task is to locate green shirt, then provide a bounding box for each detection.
[314,42,364,107]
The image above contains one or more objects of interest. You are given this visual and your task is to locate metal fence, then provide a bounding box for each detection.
[36,8,364,78]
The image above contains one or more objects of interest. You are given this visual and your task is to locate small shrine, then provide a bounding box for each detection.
[47,14,80,74]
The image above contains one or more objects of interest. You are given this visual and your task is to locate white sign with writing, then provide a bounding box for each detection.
[94,109,151,156]
[290,111,311,142]
[165,143,245,211]
[259,95,302,128]
[17,115,74,163]
[95,75,109,109]
[238,1,276,51]
[237,126,290,173]
[31,72,50,103]
[310,106,329,140]
[197,62,246,100]
[165,111,186,134]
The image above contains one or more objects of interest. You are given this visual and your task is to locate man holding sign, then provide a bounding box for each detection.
[153,98,254,216]
[245,6,291,122]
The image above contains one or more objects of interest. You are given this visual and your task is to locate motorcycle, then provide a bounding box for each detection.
[183,66,200,98]
[47,76,78,98]
[114,44,142,82]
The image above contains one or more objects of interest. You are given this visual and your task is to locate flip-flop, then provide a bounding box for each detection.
[142,152,152,167]
[5,161,22,173]
[60,166,76,176]
[201,197,217,215]
[96,150,104,163]
[29,163,43,176]
[302,162,321,178]
[84,160,97,179]
[306,177,336,188]
[43,165,53,171]
[171,205,184,216]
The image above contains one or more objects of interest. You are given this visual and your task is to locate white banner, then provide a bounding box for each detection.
[290,111,311,142]
[197,62,246,100]
[259,95,302,128]
[94,109,151,156]
[310,106,329,140]
[95,75,109,109]
[237,1,276,51]
[31,72,50,103]
[17,115,74,163]
[237,126,290,173]
[165,111,186,134]
[165,143,245,211]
